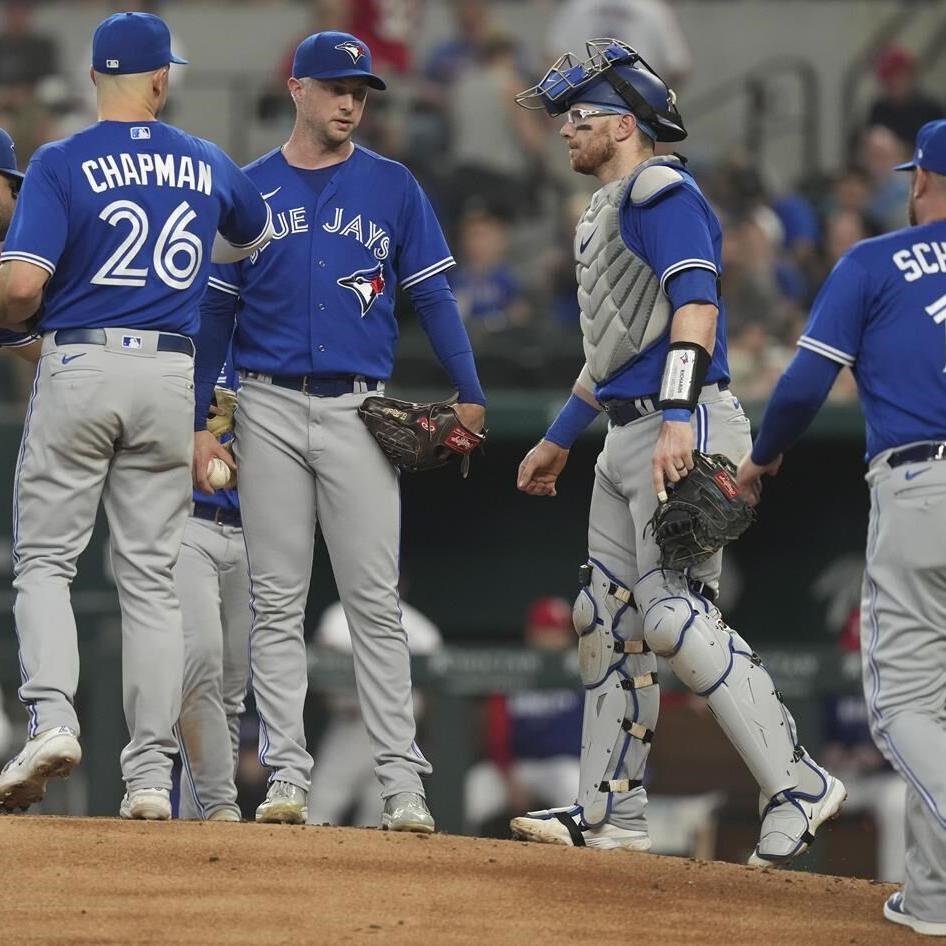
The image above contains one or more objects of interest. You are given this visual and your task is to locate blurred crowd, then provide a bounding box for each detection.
[0,0,942,404]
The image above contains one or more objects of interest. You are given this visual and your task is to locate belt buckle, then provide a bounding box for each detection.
[935,443,946,462]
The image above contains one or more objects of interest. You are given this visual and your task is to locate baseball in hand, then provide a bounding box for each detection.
[207,457,232,489]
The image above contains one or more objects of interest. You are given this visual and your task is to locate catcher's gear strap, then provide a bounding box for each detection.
[554,812,587,847]
[599,778,643,793]
[657,341,711,413]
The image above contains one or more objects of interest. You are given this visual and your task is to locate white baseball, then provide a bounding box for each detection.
[207,457,232,489]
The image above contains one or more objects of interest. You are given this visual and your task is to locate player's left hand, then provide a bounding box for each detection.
[652,420,695,501]
[453,402,486,433]
[735,451,782,507]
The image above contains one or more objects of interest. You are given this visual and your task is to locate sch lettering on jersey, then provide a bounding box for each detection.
[81,153,213,195]
[892,241,946,282]
[322,208,390,260]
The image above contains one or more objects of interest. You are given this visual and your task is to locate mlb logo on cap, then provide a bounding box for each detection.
[92,11,188,76]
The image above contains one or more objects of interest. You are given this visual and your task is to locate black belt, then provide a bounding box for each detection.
[602,382,730,427]
[54,328,194,356]
[192,502,242,528]
[243,372,380,397]
[888,441,946,469]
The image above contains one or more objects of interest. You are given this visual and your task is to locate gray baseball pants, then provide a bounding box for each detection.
[235,378,431,799]
[175,513,250,819]
[13,329,193,791]
[862,450,946,920]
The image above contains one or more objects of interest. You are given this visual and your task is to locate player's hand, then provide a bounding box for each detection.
[193,429,237,495]
[517,439,569,497]
[454,402,486,433]
[735,451,782,507]
[652,420,695,501]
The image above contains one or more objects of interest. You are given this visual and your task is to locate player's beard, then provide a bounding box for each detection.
[569,131,616,176]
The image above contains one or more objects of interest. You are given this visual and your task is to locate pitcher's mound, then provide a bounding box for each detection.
[0,816,901,945]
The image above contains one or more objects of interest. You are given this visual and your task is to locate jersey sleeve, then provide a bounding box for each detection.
[631,186,719,299]
[796,253,870,368]
[214,150,271,249]
[395,174,455,291]
[0,328,39,348]
[206,260,243,299]
[1,146,69,275]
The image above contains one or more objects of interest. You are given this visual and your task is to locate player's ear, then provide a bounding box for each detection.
[914,168,927,200]
[288,77,303,104]
[89,66,97,87]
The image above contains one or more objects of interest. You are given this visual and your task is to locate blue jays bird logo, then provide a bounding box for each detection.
[335,41,365,64]
[338,265,386,316]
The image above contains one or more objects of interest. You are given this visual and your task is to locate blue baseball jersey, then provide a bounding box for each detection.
[1,121,269,337]
[194,354,239,514]
[0,328,38,349]
[798,220,946,459]
[206,145,455,377]
[593,167,729,400]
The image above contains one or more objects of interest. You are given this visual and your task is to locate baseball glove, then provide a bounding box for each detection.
[206,386,238,441]
[646,451,755,569]
[358,395,486,475]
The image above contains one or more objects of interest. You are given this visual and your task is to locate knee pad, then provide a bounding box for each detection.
[573,561,659,827]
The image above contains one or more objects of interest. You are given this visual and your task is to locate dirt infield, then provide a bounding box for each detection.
[0,816,906,946]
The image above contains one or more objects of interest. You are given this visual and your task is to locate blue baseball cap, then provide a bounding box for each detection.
[0,129,23,181]
[894,119,946,174]
[92,12,187,76]
[292,31,386,91]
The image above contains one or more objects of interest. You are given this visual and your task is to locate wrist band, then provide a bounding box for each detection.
[657,342,711,413]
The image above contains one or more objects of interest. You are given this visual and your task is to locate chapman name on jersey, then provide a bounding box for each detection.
[82,151,213,195]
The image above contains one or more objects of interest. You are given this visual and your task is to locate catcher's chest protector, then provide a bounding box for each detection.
[575,161,672,384]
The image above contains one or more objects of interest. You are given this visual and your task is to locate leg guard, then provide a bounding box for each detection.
[635,569,799,799]
[573,560,659,827]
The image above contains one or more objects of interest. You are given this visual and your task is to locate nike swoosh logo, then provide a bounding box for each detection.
[261,187,281,200]
[62,353,86,365]
[905,466,931,481]
[579,228,598,254]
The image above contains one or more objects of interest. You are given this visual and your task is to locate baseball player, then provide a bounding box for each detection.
[192,31,486,830]
[175,355,248,822]
[0,11,272,820]
[0,128,40,364]
[508,39,844,864]
[737,119,946,934]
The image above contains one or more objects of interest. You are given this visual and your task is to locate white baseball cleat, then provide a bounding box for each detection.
[207,807,241,822]
[120,787,171,821]
[510,806,651,851]
[884,892,946,936]
[0,726,82,812]
[748,770,847,867]
[381,792,435,833]
[255,780,307,824]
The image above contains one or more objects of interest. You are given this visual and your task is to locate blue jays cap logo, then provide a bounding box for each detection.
[338,264,386,317]
[335,41,365,64]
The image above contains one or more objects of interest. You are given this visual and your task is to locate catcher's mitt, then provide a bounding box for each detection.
[358,395,485,475]
[207,386,238,441]
[647,451,755,569]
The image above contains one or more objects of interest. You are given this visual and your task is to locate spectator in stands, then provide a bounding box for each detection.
[452,208,530,336]
[858,124,912,232]
[545,0,691,90]
[444,34,544,223]
[866,45,942,151]
[464,597,582,837]
[0,2,59,98]
[424,0,499,87]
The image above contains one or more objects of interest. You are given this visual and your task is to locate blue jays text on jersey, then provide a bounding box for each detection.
[798,220,946,458]
[1,121,269,336]
[205,145,455,379]
[589,163,731,402]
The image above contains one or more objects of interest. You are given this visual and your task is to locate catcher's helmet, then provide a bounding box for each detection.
[515,38,686,143]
